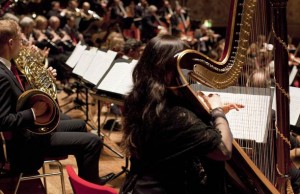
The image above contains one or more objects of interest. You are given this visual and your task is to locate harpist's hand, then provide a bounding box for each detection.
[197,91,222,110]
[222,103,245,114]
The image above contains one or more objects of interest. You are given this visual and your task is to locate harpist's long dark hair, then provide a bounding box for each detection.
[122,35,190,158]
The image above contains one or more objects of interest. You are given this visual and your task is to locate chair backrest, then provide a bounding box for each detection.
[65,165,118,194]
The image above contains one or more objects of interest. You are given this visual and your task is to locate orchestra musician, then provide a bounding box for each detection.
[122,0,141,41]
[140,5,168,42]
[46,15,74,51]
[43,15,75,84]
[120,34,244,193]
[46,1,63,20]
[170,1,190,34]
[158,0,174,27]
[109,0,128,26]
[0,18,115,186]
[60,0,82,27]
[289,52,300,87]
[135,0,149,19]
[63,15,84,45]
[78,1,102,36]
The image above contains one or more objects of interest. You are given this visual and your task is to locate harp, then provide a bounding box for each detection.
[174,0,291,193]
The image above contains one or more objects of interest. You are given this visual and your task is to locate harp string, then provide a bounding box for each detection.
[186,0,277,185]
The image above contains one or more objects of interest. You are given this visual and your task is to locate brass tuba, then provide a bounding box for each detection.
[14,42,60,135]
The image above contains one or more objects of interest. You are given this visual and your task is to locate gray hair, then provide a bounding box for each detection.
[19,16,35,28]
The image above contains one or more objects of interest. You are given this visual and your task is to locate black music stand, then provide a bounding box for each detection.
[89,58,139,181]
[65,46,125,159]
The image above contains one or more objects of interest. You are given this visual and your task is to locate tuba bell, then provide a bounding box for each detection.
[14,41,60,134]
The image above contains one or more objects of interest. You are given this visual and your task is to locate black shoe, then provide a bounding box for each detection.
[98,172,115,185]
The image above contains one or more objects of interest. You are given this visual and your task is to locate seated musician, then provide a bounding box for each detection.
[141,5,169,43]
[63,16,84,45]
[46,1,63,20]
[18,16,36,45]
[78,1,103,36]
[46,15,75,51]
[109,0,128,28]
[120,34,244,193]
[169,2,190,34]
[123,0,141,41]
[34,15,73,85]
[123,38,144,60]
[60,0,82,26]
[0,19,114,185]
[158,0,174,24]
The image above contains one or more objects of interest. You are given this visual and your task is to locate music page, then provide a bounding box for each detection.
[65,43,87,68]
[72,47,98,77]
[97,60,137,95]
[197,86,272,143]
[83,50,117,85]
[272,86,300,125]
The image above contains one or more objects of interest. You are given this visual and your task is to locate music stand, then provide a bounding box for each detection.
[92,58,138,180]
[65,45,123,158]
[63,47,98,115]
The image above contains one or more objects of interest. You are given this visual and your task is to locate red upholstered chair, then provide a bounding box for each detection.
[66,165,118,194]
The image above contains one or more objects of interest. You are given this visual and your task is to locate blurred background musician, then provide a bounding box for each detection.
[44,15,75,85]
[109,0,127,29]
[122,0,141,41]
[60,0,82,27]
[122,38,144,60]
[170,0,190,35]
[158,0,173,23]
[46,15,74,52]
[140,5,168,43]
[63,15,85,45]
[135,0,149,19]
[46,1,63,20]
[78,1,103,37]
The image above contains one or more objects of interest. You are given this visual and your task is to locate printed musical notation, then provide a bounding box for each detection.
[193,85,273,143]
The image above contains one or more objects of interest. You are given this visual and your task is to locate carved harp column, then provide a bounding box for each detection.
[270,0,291,193]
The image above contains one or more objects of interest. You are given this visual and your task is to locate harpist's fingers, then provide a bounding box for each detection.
[197,91,205,97]
[224,103,245,110]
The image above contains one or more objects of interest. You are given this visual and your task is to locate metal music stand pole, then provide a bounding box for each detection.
[96,100,124,158]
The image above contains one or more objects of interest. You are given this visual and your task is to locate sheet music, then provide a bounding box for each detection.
[83,50,117,85]
[97,60,138,95]
[272,86,300,125]
[289,66,298,85]
[72,47,98,77]
[194,86,272,143]
[65,43,87,68]
[204,91,270,143]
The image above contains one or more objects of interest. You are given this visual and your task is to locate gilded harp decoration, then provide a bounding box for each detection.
[177,0,256,89]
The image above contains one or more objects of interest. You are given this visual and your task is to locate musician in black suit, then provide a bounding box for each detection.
[0,19,114,185]
[141,5,168,43]
[120,34,244,193]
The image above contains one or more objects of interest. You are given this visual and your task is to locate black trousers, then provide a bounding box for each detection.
[45,113,103,183]
[9,113,103,184]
